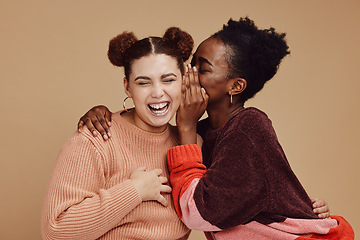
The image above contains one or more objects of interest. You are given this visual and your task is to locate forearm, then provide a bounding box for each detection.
[179,178,222,231]
[167,144,206,216]
[168,131,269,230]
[178,124,198,145]
[42,180,142,240]
[42,133,142,239]
[167,144,222,231]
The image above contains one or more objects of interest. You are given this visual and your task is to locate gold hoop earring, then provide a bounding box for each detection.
[123,97,131,112]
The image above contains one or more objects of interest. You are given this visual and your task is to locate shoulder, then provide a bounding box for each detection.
[70,113,130,154]
[65,127,106,155]
[229,107,272,131]
[54,130,106,172]
[237,107,269,123]
[221,107,275,143]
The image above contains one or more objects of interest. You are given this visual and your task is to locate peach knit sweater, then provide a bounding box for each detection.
[41,112,190,240]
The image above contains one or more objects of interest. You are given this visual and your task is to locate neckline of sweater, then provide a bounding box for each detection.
[112,111,173,140]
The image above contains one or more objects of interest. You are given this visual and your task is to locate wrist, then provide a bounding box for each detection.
[130,179,144,201]
[177,123,196,133]
[178,126,197,145]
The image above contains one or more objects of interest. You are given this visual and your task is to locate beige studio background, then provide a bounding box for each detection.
[1,0,359,239]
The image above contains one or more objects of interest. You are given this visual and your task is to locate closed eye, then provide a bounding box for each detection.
[138,81,151,85]
[135,76,151,85]
[162,79,176,83]
[198,68,209,74]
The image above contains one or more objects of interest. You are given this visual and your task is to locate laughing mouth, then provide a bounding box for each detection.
[148,102,169,115]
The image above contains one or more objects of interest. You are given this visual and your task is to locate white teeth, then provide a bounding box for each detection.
[149,102,168,109]
[148,102,169,114]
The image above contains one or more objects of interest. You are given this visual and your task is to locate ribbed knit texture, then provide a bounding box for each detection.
[42,112,190,240]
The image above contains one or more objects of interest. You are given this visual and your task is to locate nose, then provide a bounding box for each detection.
[151,83,165,98]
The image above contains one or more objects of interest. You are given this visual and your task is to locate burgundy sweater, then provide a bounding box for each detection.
[167,107,354,239]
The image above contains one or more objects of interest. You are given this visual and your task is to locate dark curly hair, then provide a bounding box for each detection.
[108,27,194,80]
[212,17,290,102]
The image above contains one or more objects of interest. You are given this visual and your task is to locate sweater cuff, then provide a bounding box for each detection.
[106,180,142,219]
[167,144,202,171]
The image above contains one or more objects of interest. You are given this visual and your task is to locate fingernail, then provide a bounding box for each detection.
[92,131,97,136]
[193,66,197,72]
[103,134,108,140]
[185,66,188,73]
[107,132,111,137]
[201,87,206,93]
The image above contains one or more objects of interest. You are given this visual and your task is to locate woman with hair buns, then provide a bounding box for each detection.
[41,27,198,240]
[77,17,354,239]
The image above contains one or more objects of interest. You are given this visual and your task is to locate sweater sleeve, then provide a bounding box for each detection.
[167,144,207,219]
[41,133,142,240]
[167,130,268,230]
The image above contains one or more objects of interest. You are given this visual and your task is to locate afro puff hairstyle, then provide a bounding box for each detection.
[108,27,194,80]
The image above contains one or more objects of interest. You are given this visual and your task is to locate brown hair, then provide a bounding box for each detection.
[108,27,194,80]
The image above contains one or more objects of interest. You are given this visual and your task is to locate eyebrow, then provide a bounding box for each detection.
[198,57,213,67]
[134,73,177,81]
[161,73,177,78]
[135,76,151,81]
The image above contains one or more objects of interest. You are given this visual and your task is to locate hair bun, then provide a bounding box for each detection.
[108,32,138,67]
[251,27,290,81]
[163,27,194,62]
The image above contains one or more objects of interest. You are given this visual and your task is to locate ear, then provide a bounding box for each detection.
[123,77,132,98]
[227,78,247,96]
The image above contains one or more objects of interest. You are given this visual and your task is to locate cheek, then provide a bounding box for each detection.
[167,84,182,104]
[172,89,182,104]
[198,76,205,87]
[130,89,147,107]
[200,73,225,91]
[199,76,211,93]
